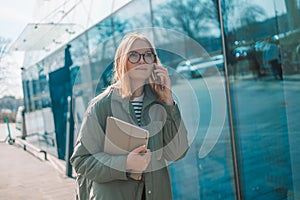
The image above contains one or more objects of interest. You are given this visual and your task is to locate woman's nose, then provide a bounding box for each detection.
[138,55,146,64]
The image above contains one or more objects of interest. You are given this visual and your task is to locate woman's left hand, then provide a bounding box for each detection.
[153,64,174,105]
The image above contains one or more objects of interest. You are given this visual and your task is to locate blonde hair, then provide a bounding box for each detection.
[87,33,163,112]
[111,32,163,99]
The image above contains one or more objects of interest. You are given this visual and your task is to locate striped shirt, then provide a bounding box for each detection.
[130,94,144,126]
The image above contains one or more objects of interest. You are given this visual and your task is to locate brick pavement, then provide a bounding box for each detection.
[0,142,75,200]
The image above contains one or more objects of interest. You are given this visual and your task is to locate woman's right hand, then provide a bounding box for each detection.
[126,145,151,172]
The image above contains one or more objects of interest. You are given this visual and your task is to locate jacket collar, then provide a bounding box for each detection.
[142,84,158,109]
[111,84,157,113]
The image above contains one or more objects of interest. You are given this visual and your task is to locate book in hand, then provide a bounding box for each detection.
[104,116,149,180]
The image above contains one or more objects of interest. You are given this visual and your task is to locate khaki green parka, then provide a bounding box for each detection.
[70,85,189,200]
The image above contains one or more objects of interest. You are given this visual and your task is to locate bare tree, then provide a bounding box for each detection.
[0,37,23,98]
[153,0,219,42]
[0,37,11,62]
[209,0,266,34]
[0,37,11,84]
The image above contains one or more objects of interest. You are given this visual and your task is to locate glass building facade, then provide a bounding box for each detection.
[21,0,300,199]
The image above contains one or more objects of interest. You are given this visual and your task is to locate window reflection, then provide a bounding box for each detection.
[152,0,233,199]
[223,0,300,199]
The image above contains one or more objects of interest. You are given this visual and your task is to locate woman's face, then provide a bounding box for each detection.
[126,39,155,82]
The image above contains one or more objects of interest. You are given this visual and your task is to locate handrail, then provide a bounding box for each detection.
[16,139,48,160]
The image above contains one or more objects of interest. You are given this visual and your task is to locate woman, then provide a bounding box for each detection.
[70,32,189,200]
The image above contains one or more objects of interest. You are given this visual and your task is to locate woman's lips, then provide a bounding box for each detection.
[135,67,148,70]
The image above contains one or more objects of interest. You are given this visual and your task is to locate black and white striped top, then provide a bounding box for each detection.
[130,94,144,126]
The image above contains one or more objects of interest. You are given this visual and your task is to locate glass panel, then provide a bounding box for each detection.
[21,62,57,156]
[69,33,92,101]
[87,19,115,95]
[112,0,151,41]
[223,0,300,199]
[151,0,236,199]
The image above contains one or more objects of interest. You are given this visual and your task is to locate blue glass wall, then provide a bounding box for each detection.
[21,0,300,199]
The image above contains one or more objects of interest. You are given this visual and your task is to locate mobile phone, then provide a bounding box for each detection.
[153,64,163,90]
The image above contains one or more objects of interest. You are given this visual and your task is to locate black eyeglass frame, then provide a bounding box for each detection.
[128,51,157,64]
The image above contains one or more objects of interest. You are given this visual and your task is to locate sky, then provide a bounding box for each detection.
[0,0,36,40]
[0,0,36,99]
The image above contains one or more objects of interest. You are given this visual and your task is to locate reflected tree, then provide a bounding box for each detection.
[91,18,130,61]
[239,5,266,39]
[220,0,267,32]
[153,0,219,42]
[240,5,266,26]
[221,0,267,42]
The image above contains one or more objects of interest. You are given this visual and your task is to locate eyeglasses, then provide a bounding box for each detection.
[128,51,156,64]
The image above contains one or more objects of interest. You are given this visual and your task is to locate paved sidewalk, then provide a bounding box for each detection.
[0,142,75,200]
